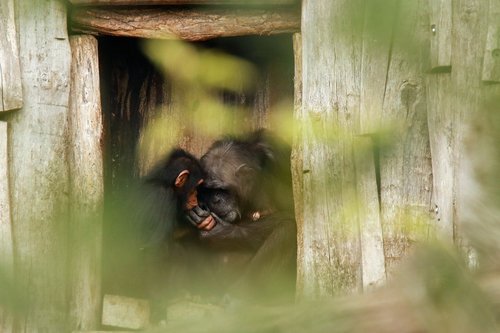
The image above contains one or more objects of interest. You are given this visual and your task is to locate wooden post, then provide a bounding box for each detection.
[0,121,13,332]
[297,0,363,298]
[0,0,23,112]
[68,35,104,331]
[450,0,500,250]
[9,1,71,332]
[362,0,433,275]
[291,32,304,298]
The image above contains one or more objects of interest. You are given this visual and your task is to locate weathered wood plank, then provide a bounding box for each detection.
[359,0,398,134]
[291,32,305,296]
[429,0,452,71]
[450,0,495,250]
[70,0,296,5]
[297,0,363,298]
[102,295,150,330]
[0,0,23,112]
[0,121,12,274]
[9,1,71,332]
[481,0,500,83]
[68,35,104,332]
[376,0,433,274]
[71,7,300,41]
[0,121,13,333]
[426,74,454,240]
[427,0,493,246]
[353,136,385,290]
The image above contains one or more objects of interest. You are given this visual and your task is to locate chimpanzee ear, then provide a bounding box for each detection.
[248,130,275,165]
[256,141,274,162]
[175,170,190,188]
[235,164,257,179]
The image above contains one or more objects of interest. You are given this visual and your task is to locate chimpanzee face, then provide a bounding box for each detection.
[199,140,263,223]
[198,187,240,223]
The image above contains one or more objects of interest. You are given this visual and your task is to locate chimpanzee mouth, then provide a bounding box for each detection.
[221,210,241,223]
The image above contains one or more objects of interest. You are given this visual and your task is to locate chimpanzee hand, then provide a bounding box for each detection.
[186,205,217,231]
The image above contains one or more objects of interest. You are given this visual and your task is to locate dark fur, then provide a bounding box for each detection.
[198,130,297,302]
[121,132,296,309]
[136,149,205,247]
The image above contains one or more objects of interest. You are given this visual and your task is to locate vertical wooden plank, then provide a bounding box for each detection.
[359,0,398,134]
[291,32,304,297]
[0,0,23,112]
[68,35,104,331]
[426,74,454,240]
[451,0,492,249]
[298,0,363,298]
[0,121,13,333]
[9,1,71,332]
[427,0,492,247]
[429,0,452,71]
[377,0,434,274]
[481,0,500,83]
[353,136,385,290]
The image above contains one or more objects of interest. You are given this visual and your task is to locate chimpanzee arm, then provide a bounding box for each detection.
[198,212,294,251]
[134,184,178,248]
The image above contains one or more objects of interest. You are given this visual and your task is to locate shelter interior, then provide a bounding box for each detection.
[96,34,295,297]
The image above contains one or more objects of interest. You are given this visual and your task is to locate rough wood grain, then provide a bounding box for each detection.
[359,0,398,134]
[9,1,71,332]
[0,122,12,273]
[481,0,500,83]
[373,0,433,274]
[429,0,452,71]
[426,74,454,240]
[450,0,498,250]
[71,7,300,41]
[70,0,296,5]
[353,136,385,290]
[297,0,363,297]
[0,0,22,112]
[426,0,496,247]
[68,35,104,332]
[0,121,13,333]
[291,32,304,296]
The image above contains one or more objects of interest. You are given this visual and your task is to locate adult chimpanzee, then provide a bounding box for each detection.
[197,130,297,303]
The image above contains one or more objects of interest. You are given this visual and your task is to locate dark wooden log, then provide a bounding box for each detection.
[71,7,300,41]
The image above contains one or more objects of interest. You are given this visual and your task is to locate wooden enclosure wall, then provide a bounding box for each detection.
[0,2,104,332]
[295,0,500,299]
[7,2,72,332]
[1,0,499,331]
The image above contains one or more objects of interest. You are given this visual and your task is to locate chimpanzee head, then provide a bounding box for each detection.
[199,130,293,223]
[145,149,205,212]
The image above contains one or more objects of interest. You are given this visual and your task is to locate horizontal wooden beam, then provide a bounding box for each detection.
[71,7,300,41]
[69,0,297,5]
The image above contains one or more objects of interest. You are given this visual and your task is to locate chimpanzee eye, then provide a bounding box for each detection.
[211,195,221,204]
